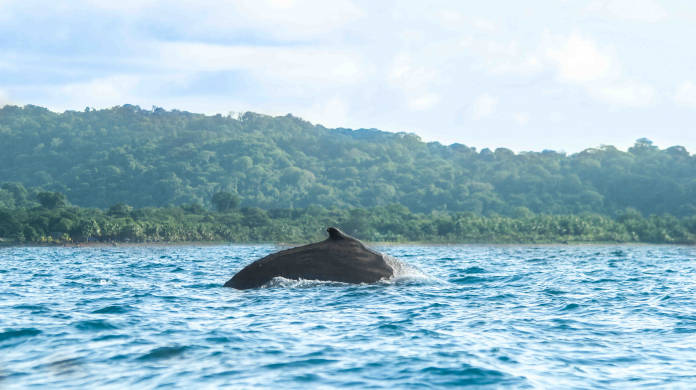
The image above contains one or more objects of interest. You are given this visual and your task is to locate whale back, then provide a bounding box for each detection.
[224,227,394,289]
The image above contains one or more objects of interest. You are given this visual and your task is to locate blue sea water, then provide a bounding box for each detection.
[1,245,695,389]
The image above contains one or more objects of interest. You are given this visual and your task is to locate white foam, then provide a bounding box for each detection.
[258,256,439,289]
[261,276,350,289]
[381,255,441,285]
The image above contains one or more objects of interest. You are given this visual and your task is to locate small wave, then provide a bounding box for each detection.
[562,303,581,311]
[136,262,171,270]
[93,334,129,342]
[550,318,583,331]
[41,357,83,373]
[584,278,619,284]
[138,346,189,361]
[12,304,49,313]
[92,305,133,314]
[487,293,516,300]
[543,288,566,295]
[183,283,221,289]
[205,336,245,344]
[419,365,510,386]
[201,370,243,380]
[0,370,28,382]
[293,373,321,382]
[263,358,337,369]
[505,274,526,283]
[462,266,487,274]
[377,323,402,332]
[74,319,118,331]
[155,295,181,302]
[0,292,21,298]
[451,275,490,284]
[0,328,41,342]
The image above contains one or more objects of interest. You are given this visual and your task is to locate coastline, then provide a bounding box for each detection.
[2,240,692,248]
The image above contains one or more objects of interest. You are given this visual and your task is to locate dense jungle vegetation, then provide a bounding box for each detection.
[0,104,695,244]
[1,105,695,216]
[0,187,694,244]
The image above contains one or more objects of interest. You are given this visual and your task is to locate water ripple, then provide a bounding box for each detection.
[1,244,695,388]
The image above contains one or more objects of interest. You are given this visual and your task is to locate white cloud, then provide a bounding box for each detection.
[387,52,446,112]
[81,0,363,40]
[540,33,657,108]
[0,89,12,106]
[514,112,530,126]
[231,0,363,37]
[52,75,142,109]
[388,53,439,91]
[408,93,440,110]
[475,40,543,75]
[2,1,695,152]
[472,19,497,32]
[305,96,350,127]
[587,0,668,22]
[437,9,465,26]
[592,82,655,107]
[83,0,156,13]
[471,32,617,85]
[471,94,498,119]
[156,42,368,90]
[548,111,565,123]
[545,33,616,83]
[675,81,696,108]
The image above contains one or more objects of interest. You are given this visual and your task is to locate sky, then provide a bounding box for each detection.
[1,0,696,153]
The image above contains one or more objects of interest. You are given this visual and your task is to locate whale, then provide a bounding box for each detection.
[224,227,395,289]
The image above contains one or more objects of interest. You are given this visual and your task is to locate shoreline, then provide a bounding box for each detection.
[1,240,692,248]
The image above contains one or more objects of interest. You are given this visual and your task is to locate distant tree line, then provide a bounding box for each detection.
[1,105,695,217]
[1,189,694,245]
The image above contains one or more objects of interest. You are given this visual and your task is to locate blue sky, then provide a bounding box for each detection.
[1,0,696,152]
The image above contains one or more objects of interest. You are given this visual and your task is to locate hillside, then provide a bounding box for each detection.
[1,104,695,217]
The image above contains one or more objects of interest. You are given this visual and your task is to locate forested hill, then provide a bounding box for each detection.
[1,104,695,217]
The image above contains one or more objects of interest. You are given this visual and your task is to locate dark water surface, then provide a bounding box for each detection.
[1,245,695,388]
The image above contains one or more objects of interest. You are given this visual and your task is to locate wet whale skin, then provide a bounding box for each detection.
[224,227,394,289]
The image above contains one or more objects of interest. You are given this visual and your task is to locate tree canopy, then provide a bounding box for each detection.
[1,194,694,245]
[212,191,240,212]
[1,104,694,217]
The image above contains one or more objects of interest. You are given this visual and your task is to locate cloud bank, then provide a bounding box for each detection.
[1,0,695,152]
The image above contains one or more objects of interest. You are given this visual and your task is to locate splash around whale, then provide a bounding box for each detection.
[224,227,399,289]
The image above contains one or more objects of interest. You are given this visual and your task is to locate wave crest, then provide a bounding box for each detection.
[382,255,439,285]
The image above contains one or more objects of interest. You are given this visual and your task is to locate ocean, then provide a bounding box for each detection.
[1,244,695,388]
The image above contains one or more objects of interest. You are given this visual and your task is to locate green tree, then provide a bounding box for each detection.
[107,203,133,217]
[212,191,240,212]
[37,191,66,209]
[73,219,101,242]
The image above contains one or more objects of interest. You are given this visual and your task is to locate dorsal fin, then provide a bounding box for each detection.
[327,227,347,240]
